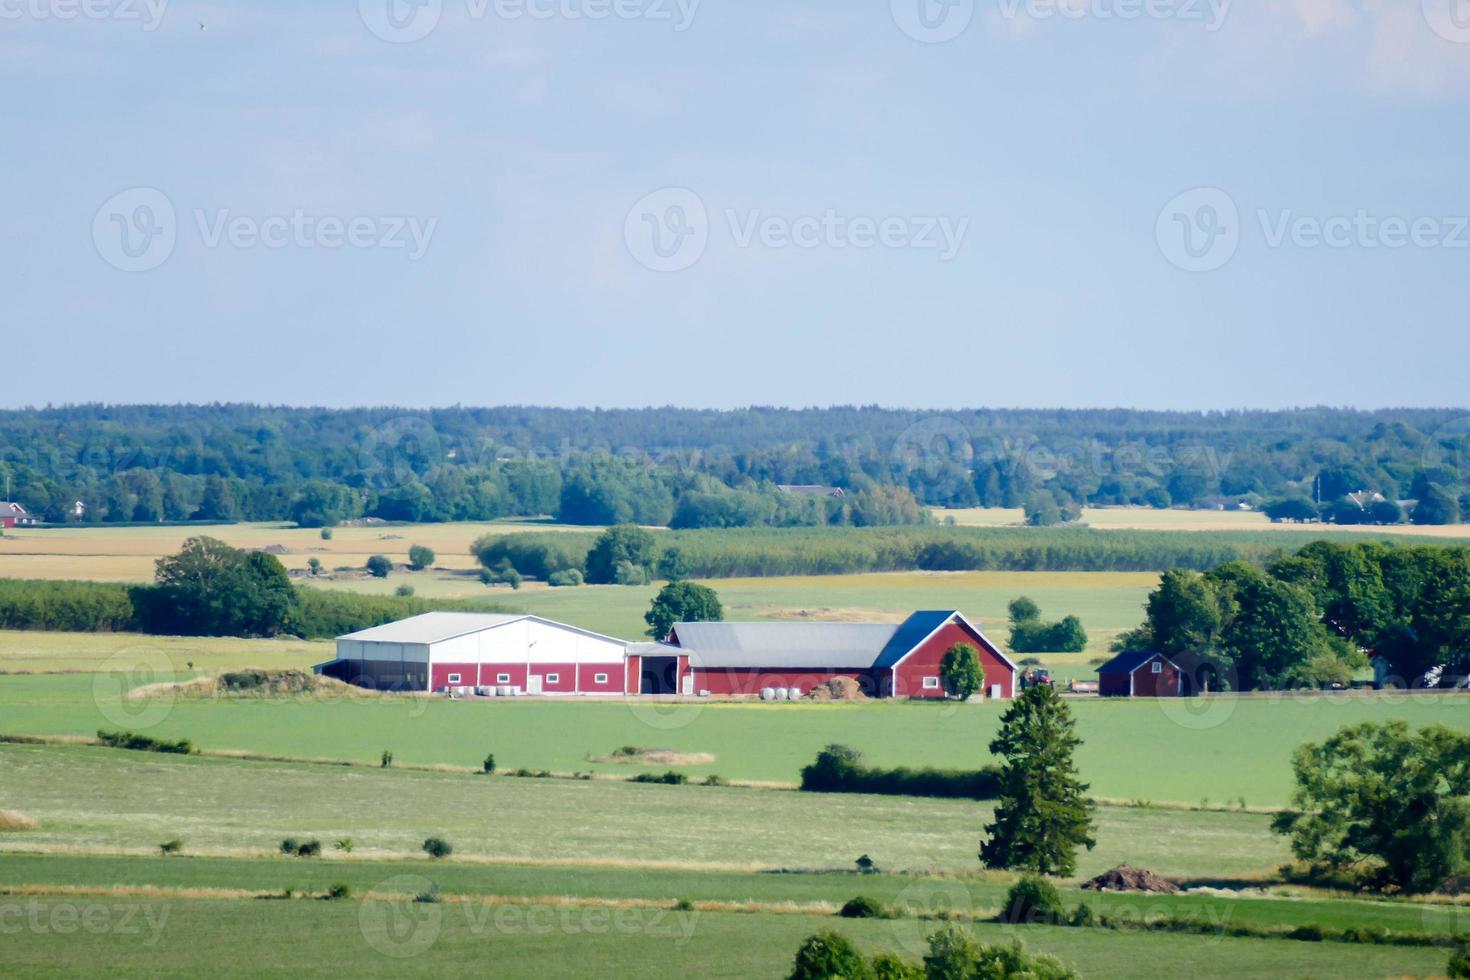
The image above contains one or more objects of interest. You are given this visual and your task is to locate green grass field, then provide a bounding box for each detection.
[0,743,1287,878]
[2,894,1453,979]
[3,678,1464,806]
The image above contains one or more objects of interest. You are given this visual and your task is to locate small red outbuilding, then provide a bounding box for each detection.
[1097,650,1183,698]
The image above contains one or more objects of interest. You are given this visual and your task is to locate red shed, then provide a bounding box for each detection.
[1097,650,1183,698]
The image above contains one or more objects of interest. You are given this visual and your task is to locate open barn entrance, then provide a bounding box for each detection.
[640,656,679,695]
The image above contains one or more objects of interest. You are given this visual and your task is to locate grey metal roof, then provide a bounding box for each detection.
[670,621,901,669]
[338,612,528,645]
[625,642,681,656]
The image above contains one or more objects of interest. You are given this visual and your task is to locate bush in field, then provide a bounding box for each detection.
[366,555,392,578]
[922,927,1076,980]
[800,744,1000,800]
[483,753,496,775]
[547,569,583,587]
[335,838,354,853]
[296,840,322,858]
[381,750,393,769]
[1001,875,1065,925]
[788,930,869,980]
[839,896,887,919]
[395,584,415,597]
[408,545,435,570]
[1449,947,1470,978]
[630,771,688,785]
[158,839,183,856]
[280,838,300,855]
[326,883,351,900]
[422,837,453,859]
[472,533,589,580]
[96,729,193,755]
[1007,599,1088,654]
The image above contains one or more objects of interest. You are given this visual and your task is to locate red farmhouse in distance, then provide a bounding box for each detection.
[662,611,1015,699]
[1096,650,1183,698]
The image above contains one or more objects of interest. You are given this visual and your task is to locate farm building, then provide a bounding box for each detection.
[316,609,1016,699]
[0,501,35,529]
[319,613,631,694]
[667,611,1015,699]
[1096,650,1183,698]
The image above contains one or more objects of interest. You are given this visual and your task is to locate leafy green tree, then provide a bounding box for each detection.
[147,536,300,637]
[1143,569,1231,658]
[980,685,1095,876]
[939,643,984,700]
[1211,563,1337,690]
[1271,721,1470,892]
[408,545,435,570]
[1007,597,1040,623]
[291,481,359,528]
[645,581,723,640]
[1263,498,1319,523]
[1369,499,1404,525]
[788,930,870,980]
[193,476,240,521]
[585,524,657,585]
[1414,482,1463,526]
[922,927,1076,980]
[656,547,691,582]
[366,555,392,579]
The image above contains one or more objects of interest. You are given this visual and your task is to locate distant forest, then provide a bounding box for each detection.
[1,405,1468,527]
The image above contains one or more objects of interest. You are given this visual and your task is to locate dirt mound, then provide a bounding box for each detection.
[0,808,37,832]
[1081,866,1180,894]
[249,544,296,555]
[806,677,868,701]
[126,670,382,702]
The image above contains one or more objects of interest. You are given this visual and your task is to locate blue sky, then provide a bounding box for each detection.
[3,0,1468,410]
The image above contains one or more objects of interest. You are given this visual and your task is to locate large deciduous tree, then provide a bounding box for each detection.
[980,685,1095,877]
[1271,721,1470,892]
[644,581,723,640]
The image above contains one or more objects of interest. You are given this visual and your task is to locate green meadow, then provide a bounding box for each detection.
[3,677,1465,806]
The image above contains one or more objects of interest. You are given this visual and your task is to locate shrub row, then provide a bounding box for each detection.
[799,745,1000,800]
[475,525,1359,581]
[96,729,194,754]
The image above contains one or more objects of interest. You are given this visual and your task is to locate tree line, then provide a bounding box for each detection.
[3,404,1470,526]
[0,538,508,640]
[1116,540,1470,690]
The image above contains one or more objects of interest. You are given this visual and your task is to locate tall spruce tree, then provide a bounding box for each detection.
[980,684,1096,876]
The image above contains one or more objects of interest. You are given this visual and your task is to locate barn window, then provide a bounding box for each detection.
[447,673,461,685]
[496,673,511,684]
[1151,662,1163,674]
[923,676,940,689]
[594,673,608,684]
[546,673,559,684]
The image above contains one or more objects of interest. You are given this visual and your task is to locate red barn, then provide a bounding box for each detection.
[666,611,1015,700]
[1097,650,1183,698]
